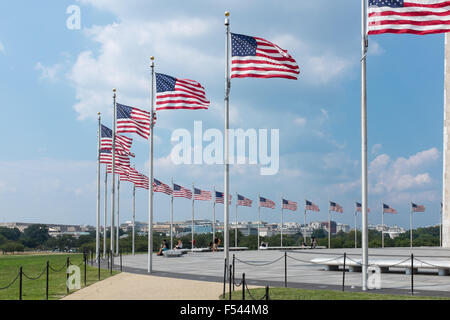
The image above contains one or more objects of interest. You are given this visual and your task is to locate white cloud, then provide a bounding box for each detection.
[368,40,385,56]
[369,148,439,194]
[294,117,307,126]
[35,62,63,82]
[68,19,221,120]
[0,41,4,54]
[371,143,382,155]
[272,34,353,85]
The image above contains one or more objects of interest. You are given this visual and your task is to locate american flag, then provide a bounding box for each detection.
[259,196,275,209]
[100,149,130,167]
[116,103,152,140]
[237,194,253,207]
[173,183,192,199]
[129,168,149,190]
[156,73,210,111]
[305,200,320,212]
[329,201,344,213]
[153,178,173,195]
[106,164,131,181]
[215,191,232,204]
[194,188,212,201]
[356,202,371,213]
[412,203,426,212]
[383,203,398,214]
[368,0,450,35]
[231,33,300,80]
[282,199,297,211]
[100,125,134,156]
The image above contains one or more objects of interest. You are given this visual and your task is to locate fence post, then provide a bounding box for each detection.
[229,264,232,300]
[98,252,101,280]
[19,266,23,301]
[84,253,87,286]
[110,250,113,275]
[342,252,346,292]
[120,250,123,272]
[411,253,414,295]
[107,249,110,270]
[91,250,93,267]
[66,257,70,294]
[232,254,235,292]
[242,273,246,300]
[46,261,49,300]
[265,286,269,301]
[223,260,227,299]
[284,252,287,288]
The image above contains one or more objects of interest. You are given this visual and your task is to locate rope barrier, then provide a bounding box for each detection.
[49,263,67,273]
[22,266,47,281]
[244,282,267,301]
[0,272,20,290]
[235,255,284,266]
[413,258,450,269]
[287,254,344,264]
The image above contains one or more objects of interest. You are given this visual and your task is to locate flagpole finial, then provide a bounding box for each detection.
[225,11,230,17]
[150,56,155,61]
[113,88,116,92]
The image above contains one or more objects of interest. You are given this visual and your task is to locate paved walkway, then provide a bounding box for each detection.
[63,272,232,300]
[118,247,450,298]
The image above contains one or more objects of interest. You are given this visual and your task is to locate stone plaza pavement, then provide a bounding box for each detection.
[120,247,450,297]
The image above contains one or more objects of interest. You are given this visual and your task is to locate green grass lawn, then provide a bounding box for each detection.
[0,253,119,300]
[222,287,450,300]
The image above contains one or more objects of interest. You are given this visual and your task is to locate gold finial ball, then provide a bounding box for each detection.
[98,112,101,115]
[150,56,155,61]
[225,11,230,17]
[113,88,116,92]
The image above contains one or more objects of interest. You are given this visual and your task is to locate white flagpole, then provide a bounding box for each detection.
[410,202,413,248]
[440,202,443,247]
[111,88,117,261]
[132,182,136,255]
[361,0,369,291]
[258,193,261,250]
[281,197,284,248]
[148,56,155,273]
[304,200,307,244]
[116,177,120,255]
[103,170,108,258]
[355,207,358,249]
[96,113,101,260]
[235,192,238,248]
[213,186,216,245]
[171,178,174,250]
[328,202,331,249]
[192,183,195,249]
[382,202,385,249]
[224,11,231,267]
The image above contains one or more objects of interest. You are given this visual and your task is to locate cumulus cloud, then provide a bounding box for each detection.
[371,143,382,155]
[35,62,63,82]
[369,148,439,194]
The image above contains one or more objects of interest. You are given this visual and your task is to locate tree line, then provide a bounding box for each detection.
[0,224,441,254]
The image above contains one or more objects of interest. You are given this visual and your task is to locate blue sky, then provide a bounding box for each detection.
[0,0,444,230]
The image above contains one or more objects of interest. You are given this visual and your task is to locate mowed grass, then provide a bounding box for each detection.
[0,254,118,300]
[223,287,450,300]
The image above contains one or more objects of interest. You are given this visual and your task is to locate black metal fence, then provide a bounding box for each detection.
[223,252,427,299]
[0,250,122,300]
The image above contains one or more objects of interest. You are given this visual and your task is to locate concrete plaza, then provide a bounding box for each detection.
[120,247,450,297]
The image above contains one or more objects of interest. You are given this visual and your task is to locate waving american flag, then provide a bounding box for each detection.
[259,196,275,209]
[237,194,253,207]
[173,183,192,199]
[231,33,300,80]
[305,200,320,212]
[156,73,210,111]
[101,125,134,156]
[100,149,130,167]
[153,179,173,195]
[282,199,297,211]
[116,103,152,140]
[329,201,343,213]
[383,203,398,214]
[368,0,450,35]
[215,191,232,204]
[194,188,212,201]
